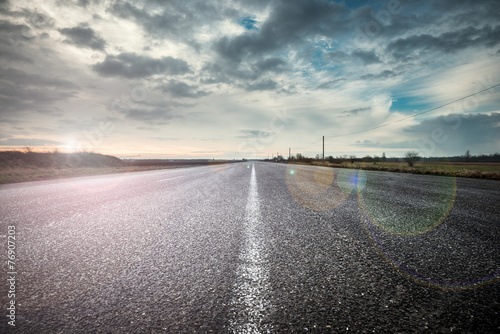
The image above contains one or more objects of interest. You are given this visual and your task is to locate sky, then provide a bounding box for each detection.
[0,0,499,159]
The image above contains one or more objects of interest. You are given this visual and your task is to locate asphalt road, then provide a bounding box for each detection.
[1,162,499,333]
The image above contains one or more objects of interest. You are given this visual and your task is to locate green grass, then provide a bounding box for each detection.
[305,161,500,180]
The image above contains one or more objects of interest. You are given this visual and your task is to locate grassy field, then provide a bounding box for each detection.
[306,161,500,180]
[0,165,198,184]
[0,150,238,184]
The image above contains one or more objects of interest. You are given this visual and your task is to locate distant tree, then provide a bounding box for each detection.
[382,152,387,162]
[373,155,380,164]
[349,155,356,164]
[24,146,33,153]
[328,155,334,163]
[315,154,321,160]
[363,155,373,163]
[404,151,420,167]
[296,153,303,161]
[465,150,471,162]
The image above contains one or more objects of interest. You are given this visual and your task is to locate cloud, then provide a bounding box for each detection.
[0,68,78,116]
[92,53,191,78]
[0,83,76,116]
[341,107,370,116]
[254,57,288,73]
[238,130,274,138]
[386,25,500,61]
[120,107,180,123]
[0,137,63,147]
[108,98,192,124]
[404,113,500,155]
[76,0,100,8]
[360,70,396,80]
[243,79,278,91]
[201,57,288,87]
[161,80,210,98]
[0,68,78,88]
[214,0,349,63]
[0,20,34,62]
[317,78,346,90]
[352,50,382,65]
[107,0,235,44]
[59,25,106,51]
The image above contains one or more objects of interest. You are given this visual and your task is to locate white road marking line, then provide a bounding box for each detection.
[157,176,184,182]
[230,164,273,333]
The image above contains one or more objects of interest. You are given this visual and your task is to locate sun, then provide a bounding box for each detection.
[65,140,77,153]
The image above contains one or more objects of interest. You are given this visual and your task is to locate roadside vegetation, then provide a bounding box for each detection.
[269,151,500,180]
[0,148,239,184]
[0,148,128,184]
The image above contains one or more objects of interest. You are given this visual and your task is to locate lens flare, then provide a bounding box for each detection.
[357,161,500,289]
[361,210,500,290]
[285,164,350,211]
[358,172,456,236]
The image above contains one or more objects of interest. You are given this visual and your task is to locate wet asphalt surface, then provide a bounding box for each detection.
[0,162,499,333]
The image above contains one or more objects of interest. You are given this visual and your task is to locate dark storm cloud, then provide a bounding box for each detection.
[0,68,78,89]
[0,16,52,62]
[325,50,381,65]
[0,68,78,116]
[201,62,260,85]
[75,0,100,7]
[243,79,278,92]
[0,20,34,50]
[59,25,106,51]
[352,50,381,64]
[0,45,32,62]
[0,83,76,115]
[200,57,288,88]
[108,98,192,124]
[404,113,500,153]
[161,80,210,98]
[214,0,349,63]
[254,57,288,73]
[92,53,191,78]
[386,25,500,61]
[431,0,500,23]
[107,0,237,45]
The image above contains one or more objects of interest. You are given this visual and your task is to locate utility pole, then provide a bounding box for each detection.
[322,136,325,161]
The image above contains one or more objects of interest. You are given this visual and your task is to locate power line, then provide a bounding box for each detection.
[325,82,500,139]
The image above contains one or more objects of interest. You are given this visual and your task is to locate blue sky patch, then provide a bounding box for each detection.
[239,16,258,30]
